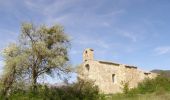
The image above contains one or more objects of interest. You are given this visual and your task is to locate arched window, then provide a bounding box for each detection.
[85,64,90,71]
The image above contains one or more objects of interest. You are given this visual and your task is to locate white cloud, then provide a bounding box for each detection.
[121,32,137,42]
[73,35,111,49]
[0,28,16,35]
[0,29,17,50]
[69,33,115,59]
[70,50,81,55]
[24,0,125,28]
[102,22,111,27]
[154,46,170,55]
[114,29,138,42]
[24,0,79,17]
[101,10,125,18]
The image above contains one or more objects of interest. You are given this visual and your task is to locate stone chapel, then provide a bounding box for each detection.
[78,48,157,94]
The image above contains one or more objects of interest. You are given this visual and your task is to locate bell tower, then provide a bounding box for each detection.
[83,48,94,62]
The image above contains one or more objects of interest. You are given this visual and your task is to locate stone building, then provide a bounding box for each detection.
[78,48,157,94]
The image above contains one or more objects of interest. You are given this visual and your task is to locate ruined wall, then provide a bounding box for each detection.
[78,48,157,94]
[79,60,157,94]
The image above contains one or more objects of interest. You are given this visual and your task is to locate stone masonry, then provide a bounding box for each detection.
[78,48,157,94]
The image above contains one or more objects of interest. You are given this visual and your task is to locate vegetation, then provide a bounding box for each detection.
[121,81,130,94]
[0,79,104,100]
[1,69,170,100]
[0,22,105,100]
[108,93,170,100]
[151,69,170,79]
[129,72,170,94]
[0,22,71,98]
[0,22,170,100]
[108,72,170,100]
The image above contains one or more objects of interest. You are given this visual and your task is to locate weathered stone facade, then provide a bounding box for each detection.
[78,48,157,94]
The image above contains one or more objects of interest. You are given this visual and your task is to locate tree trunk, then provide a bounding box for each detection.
[32,66,37,92]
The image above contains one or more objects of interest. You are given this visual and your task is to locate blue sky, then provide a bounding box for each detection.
[1,0,170,82]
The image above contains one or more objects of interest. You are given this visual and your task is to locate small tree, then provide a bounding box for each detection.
[121,81,130,94]
[1,44,24,97]
[1,22,71,94]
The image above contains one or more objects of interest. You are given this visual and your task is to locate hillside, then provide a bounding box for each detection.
[151,69,170,78]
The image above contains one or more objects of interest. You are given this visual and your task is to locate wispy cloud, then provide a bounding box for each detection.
[0,28,16,35]
[69,32,116,61]
[121,31,137,42]
[24,0,125,27]
[73,34,111,49]
[0,29,17,50]
[114,29,138,42]
[24,0,82,24]
[24,0,79,15]
[154,46,170,55]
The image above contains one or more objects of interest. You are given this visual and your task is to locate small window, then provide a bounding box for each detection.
[85,51,88,53]
[85,64,90,71]
[112,74,115,83]
[144,72,150,75]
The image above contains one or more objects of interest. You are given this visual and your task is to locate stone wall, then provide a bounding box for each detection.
[78,60,157,94]
[78,48,157,94]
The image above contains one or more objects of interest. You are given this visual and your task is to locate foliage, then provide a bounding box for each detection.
[151,70,170,79]
[106,75,170,100]
[125,75,170,95]
[108,93,170,100]
[2,79,105,100]
[0,44,25,97]
[121,81,130,94]
[0,22,71,96]
[1,63,170,100]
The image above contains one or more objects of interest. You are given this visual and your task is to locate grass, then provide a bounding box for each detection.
[3,92,170,100]
[105,74,170,100]
[106,92,170,100]
[1,74,170,100]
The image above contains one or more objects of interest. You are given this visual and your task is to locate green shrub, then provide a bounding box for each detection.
[127,75,170,95]
[2,79,104,100]
[122,82,129,94]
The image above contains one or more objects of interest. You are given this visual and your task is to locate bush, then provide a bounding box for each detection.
[107,75,170,99]
[2,79,105,100]
[127,75,170,95]
[122,82,129,94]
